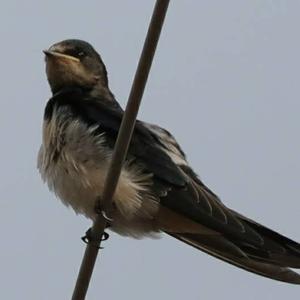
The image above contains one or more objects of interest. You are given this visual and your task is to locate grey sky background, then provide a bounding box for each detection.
[1,1,300,299]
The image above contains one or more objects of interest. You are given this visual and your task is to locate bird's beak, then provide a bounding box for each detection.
[43,50,80,62]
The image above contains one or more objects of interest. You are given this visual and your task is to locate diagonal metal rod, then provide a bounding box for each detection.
[71,1,170,299]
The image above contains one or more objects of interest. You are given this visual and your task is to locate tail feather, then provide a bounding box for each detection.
[168,232,300,284]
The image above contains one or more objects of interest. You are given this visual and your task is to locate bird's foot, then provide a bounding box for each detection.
[81,228,110,249]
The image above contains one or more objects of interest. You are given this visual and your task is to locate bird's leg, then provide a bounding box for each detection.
[94,196,114,222]
[81,196,114,248]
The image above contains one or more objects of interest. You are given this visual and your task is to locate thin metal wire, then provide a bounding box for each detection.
[71,1,170,299]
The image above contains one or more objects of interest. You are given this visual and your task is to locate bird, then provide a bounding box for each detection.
[38,39,300,284]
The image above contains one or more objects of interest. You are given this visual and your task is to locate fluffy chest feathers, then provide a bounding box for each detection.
[38,103,159,237]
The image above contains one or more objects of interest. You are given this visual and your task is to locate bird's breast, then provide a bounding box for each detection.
[38,105,160,237]
[38,108,109,218]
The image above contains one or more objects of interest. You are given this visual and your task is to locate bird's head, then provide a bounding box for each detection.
[44,39,109,95]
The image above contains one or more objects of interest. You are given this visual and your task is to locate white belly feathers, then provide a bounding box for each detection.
[38,105,159,237]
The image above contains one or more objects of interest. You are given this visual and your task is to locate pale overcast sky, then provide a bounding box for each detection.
[1,1,300,299]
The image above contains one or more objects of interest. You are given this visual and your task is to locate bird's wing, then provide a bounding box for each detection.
[169,232,300,284]
[141,123,300,283]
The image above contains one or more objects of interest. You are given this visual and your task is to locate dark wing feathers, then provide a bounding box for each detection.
[48,89,300,283]
[160,176,265,246]
[169,232,300,284]
[233,211,300,267]
[163,165,300,283]
[144,127,300,281]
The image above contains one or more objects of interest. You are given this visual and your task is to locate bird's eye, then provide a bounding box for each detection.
[78,51,86,58]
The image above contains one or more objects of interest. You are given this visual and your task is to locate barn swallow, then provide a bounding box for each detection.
[38,39,300,284]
